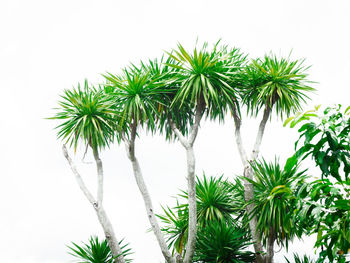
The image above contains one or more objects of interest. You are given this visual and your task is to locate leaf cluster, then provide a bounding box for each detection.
[67,236,133,263]
[245,158,308,248]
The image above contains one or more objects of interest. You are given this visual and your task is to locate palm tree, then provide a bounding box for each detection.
[232,53,314,262]
[246,158,307,262]
[165,41,246,263]
[103,63,179,263]
[68,236,133,263]
[51,81,126,263]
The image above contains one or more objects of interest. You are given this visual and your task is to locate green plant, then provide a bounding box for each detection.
[247,158,307,248]
[51,80,118,150]
[284,253,314,263]
[194,220,255,263]
[68,236,133,263]
[241,53,314,118]
[285,105,350,262]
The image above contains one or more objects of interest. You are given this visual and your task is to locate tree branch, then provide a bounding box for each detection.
[62,144,96,206]
[123,124,176,263]
[188,103,204,146]
[232,106,248,166]
[170,120,190,149]
[251,106,271,161]
[92,146,104,207]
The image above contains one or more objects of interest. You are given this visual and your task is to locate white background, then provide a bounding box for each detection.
[1,0,349,262]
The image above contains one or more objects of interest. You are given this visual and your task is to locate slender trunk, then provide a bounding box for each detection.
[232,107,272,263]
[265,228,275,263]
[96,206,126,263]
[92,147,103,208]
[122,124,176,263]
[62,145,126,263]
[170,102,204,263]
[183,146,197,263]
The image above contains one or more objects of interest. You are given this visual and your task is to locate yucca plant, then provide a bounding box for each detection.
[180,175,236,226]
[232,52,314,263]
[68,236,133,263]
[246,158,308,262]
[51,81,126,263]
[194,220,255,263]
[52,80,118,150]
[241,53,314,118]
[163,41,246,263]
[103,66,178,263]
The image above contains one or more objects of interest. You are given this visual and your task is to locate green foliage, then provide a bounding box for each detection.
[194,220,256,263]
[103,64,172,133]
[246,158,307,248]
[286,105,350,262]
[241,53,314,118]
[51,80,118,150]
[284,253,314,263]
[67,236,133,263]
[181,175,237,226]
[157,202,189,256]
[158,175,254,260]
[167,41,246,120]
[141,56,195,140]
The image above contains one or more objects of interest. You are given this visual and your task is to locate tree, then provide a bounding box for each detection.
[51,81,126,263]
[285,105,350,262]
[165,41,246,263]
[245,158,308,262]
[103,63,178,263]
[232,53,314,262]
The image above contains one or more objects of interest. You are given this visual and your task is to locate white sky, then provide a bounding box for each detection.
[1,0,349,262]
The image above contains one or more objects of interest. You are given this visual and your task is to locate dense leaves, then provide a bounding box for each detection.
[194,221,255,263]
[241,53,314,118]
[51,81,118,150]
[167,41,246,120]
[286,105,350,262]
[68,236,133,263]
[158,175,255,261]
[246,158,307,248]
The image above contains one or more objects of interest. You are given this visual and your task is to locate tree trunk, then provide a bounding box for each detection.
[122,124,176,263]
[232,107,271,263]
[96,206,127,263]
[170,102,203,263]
[183,146,197,263]
[265,228,275,263]
[62,145,126,263]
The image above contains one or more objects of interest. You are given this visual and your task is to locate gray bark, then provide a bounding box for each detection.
[122,124,176,263]
[62,145,126,263]
[232,107,272,263]
[265,228,275,263]
[170,103,203,263]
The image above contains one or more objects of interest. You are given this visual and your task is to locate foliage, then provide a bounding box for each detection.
[157,202,189,256]
[103,64,173,133]
[68,236,133,263]
[245,158,308,248]
[193,220,255,263]
[241,53,314,118]
[284,253,314,263]
[167,41,246,120]
[51,80,118,150]
[158,175,254,260]
[286,105,350,262]
[182,175,237,226]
